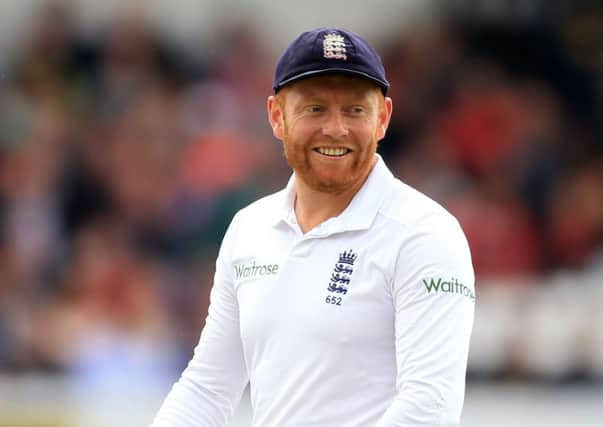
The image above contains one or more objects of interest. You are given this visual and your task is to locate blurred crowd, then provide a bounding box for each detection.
[0,2,602,383]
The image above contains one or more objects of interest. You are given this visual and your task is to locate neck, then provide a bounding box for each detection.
[294,157,376,234]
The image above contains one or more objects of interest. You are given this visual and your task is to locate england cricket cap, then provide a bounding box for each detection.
[273,28,390,95]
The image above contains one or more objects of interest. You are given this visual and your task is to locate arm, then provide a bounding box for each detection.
[151,215,249,427]
[376,215,475,427]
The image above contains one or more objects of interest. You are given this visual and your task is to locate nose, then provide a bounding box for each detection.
[322,110,349,139]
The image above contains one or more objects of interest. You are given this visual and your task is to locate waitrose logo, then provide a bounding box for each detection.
[422,277,475,301]
[234,260,279,280]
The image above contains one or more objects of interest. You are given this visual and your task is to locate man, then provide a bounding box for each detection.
[152,28,475,427]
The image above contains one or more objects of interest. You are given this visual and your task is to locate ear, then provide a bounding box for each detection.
[267,95,285,140]
[375,96,393,141]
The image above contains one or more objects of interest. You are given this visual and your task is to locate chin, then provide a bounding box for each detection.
[313,182,347,193]
[309,175,356,193]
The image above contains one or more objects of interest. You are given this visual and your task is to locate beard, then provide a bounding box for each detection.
[282,134,377,195]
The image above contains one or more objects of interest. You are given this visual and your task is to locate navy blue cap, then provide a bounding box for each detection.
[273,28,390,95]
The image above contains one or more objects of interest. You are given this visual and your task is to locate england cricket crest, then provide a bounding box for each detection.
[327,250,357,295]
[323,33,347,60]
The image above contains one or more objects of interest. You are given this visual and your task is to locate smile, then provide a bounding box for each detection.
[314,147,351,157]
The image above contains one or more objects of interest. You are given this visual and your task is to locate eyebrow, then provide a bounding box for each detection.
[294,90,373,104]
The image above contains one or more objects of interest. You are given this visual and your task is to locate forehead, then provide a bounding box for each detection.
[281,74,381,100]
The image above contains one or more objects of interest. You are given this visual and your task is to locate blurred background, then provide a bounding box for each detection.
[0,0,602,426]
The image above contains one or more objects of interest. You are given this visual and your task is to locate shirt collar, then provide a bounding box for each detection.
[270,154,395,235]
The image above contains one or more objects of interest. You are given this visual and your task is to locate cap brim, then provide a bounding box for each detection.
[275,68,389,94]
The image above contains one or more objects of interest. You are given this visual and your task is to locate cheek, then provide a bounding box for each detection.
[357,125,380,149]
[284,122,313,148]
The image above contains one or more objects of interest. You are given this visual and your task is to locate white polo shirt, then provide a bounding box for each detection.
[152,155,475,427]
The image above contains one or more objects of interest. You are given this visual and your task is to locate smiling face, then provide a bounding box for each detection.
[268,75,392,194]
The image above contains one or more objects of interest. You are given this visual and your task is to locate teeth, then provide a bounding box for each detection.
[317,147,348,157]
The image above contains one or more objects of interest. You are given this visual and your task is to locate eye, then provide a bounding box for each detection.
[347,105,366,115]
[305,105,324,113]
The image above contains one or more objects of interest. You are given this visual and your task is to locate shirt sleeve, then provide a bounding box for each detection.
[151,214,249,427]
[375,214,475,427]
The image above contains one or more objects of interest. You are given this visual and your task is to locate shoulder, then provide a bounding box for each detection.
[229,188,287,228]
[378,177,461,234]
[380,180,475,294]
[218,189,286,259]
